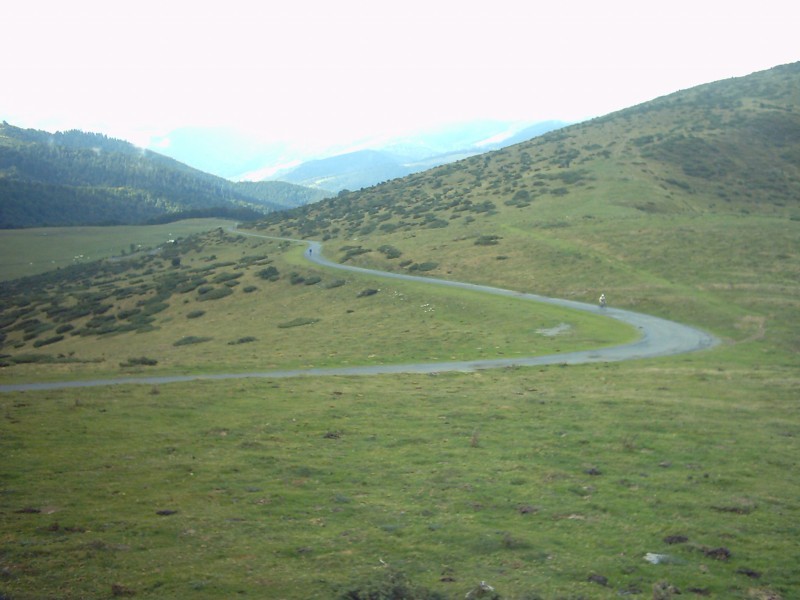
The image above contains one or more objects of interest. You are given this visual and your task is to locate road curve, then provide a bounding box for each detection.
[0,232,718,393]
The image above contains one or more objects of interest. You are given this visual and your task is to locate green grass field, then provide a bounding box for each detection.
[1,220,797,599]
[0,219,236,281]
[2,356,797,599]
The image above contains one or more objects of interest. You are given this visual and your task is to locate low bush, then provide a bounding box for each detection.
[33,335,64,348]
[186,310,206,319]
[257,266,280,281]
[378,245,403,259]
[228,336,257,345]
[173,336,212,346]
[213,272,243,283]
[336,569,446,600]
[408,261,438,272]
[475,235,502,246]
[119,356,158,367]
[197,287,233,301]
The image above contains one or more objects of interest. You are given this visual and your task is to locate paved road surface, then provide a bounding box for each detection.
[0,232,718,392]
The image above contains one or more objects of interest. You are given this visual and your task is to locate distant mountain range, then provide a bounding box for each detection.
[0,123,329,228]
[151,119,568,192]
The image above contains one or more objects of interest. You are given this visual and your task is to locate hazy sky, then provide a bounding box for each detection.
[2,0,796,155]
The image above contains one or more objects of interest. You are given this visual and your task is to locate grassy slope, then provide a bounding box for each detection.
[0,219,237,281]
[0,230,632,384]
[1,64,799,599]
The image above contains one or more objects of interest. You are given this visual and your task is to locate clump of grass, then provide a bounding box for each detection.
[186,310,205,319]
[278,317,319,329]
[337,568,443,600]
[228,336,257,345]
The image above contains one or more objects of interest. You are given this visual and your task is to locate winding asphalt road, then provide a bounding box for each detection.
[0,232,718,393]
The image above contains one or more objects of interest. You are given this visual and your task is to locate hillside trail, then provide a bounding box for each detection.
[0,229,718,393]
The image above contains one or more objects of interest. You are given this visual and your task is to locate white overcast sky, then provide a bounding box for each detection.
[2,0,797,153]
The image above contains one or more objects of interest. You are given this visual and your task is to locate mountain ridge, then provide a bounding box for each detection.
[264,120,569,192]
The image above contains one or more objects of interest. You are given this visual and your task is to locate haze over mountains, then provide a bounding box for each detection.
[150,119,568,191]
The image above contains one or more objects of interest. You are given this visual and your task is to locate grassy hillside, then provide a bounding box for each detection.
[1,64,798,599]
[250,62,800,357]
[0,219,239,281]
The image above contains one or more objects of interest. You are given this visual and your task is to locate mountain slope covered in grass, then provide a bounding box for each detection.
[250,62,799,350]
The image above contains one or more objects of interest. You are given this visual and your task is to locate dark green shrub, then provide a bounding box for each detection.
[176,278,207,293]
[33,335,64,348]
[141,302,169,316]
[257,266,280,281]
[120,356,158,367]
[213,272,243,283]
[337,569,445,600]
[475,235,501,246]
[173,336,212,346]
[197,287,233,301]
[56,323,75,334]
[243,286,258,293]
[378,245,402,259]
[357,289,378,297]
[304,276,322,286]
[228,336,257,345]
[409,262,438,272]
[187,310,206,319]
[325,279,346,289]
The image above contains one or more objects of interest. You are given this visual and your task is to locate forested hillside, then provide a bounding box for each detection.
[0,124,316,227]
[234,180,330,208]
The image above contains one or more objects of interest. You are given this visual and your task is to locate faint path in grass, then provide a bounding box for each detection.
[0,231,719,392]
